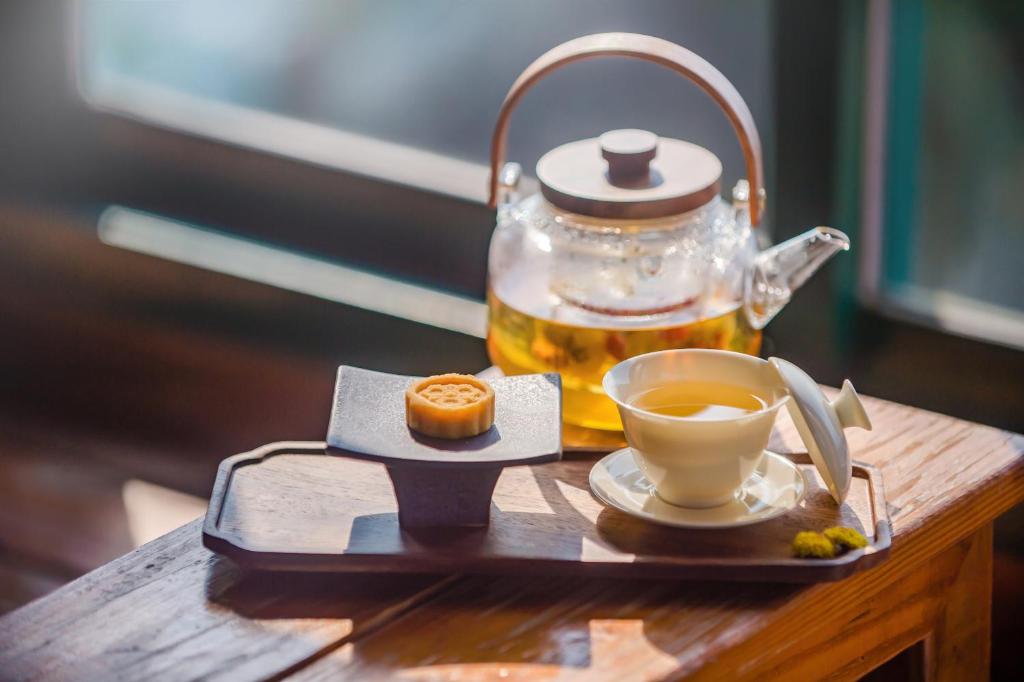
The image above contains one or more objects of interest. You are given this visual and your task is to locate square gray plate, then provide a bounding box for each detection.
[326,366,563,468]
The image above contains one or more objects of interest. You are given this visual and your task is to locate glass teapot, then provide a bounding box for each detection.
[485,34,849,432]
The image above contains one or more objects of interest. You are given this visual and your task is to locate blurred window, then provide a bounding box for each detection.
[862,0,1024,348]
[78,0,775,204]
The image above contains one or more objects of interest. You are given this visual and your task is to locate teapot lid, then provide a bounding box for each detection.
[536,128,722,219]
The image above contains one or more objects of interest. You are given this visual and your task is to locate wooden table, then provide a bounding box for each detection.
[1,393,1021,681]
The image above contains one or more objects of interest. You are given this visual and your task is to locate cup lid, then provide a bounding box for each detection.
[768,358,873,504]
[536,129,722,219]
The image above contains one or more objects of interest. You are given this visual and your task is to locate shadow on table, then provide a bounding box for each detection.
[204,553,445,620]
[336,573,802,677]
[204,550,801,676]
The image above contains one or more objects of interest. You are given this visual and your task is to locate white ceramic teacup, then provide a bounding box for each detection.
[603,349,789,508]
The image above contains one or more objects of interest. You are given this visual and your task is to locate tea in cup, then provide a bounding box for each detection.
[603,349,789,508]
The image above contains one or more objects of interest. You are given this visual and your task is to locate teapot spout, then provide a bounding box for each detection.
[744,227,850,329]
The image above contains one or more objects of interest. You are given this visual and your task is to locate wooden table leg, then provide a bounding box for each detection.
[689,525,994,681]
[922,523,992,682]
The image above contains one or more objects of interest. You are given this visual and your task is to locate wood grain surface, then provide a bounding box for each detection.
[1,392,1021,681]
[284,528,994,681]
[0,521,455,681]
[204,445,888,581]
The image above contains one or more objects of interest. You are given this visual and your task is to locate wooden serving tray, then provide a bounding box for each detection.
[203,441,890,582]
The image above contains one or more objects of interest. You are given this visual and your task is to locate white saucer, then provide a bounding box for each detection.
[589,448,806,529]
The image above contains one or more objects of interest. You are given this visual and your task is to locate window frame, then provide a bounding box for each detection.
[852,0,1024,351]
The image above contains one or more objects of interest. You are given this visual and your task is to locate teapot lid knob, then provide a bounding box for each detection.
[600,129,658,186]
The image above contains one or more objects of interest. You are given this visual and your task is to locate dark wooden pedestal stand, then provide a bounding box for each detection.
[384,465,502,528]
[325,366,563,529]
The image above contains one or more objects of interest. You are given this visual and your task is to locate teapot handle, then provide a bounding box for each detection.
[488,33,765,225]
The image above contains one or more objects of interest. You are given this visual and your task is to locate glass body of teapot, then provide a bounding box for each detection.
[488,187,763,432]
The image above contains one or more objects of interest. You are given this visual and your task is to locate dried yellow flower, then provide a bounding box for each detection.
[823,526,869,551]
[792,531,835,559]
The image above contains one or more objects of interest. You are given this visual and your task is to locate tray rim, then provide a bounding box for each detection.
[202,441,892,583]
